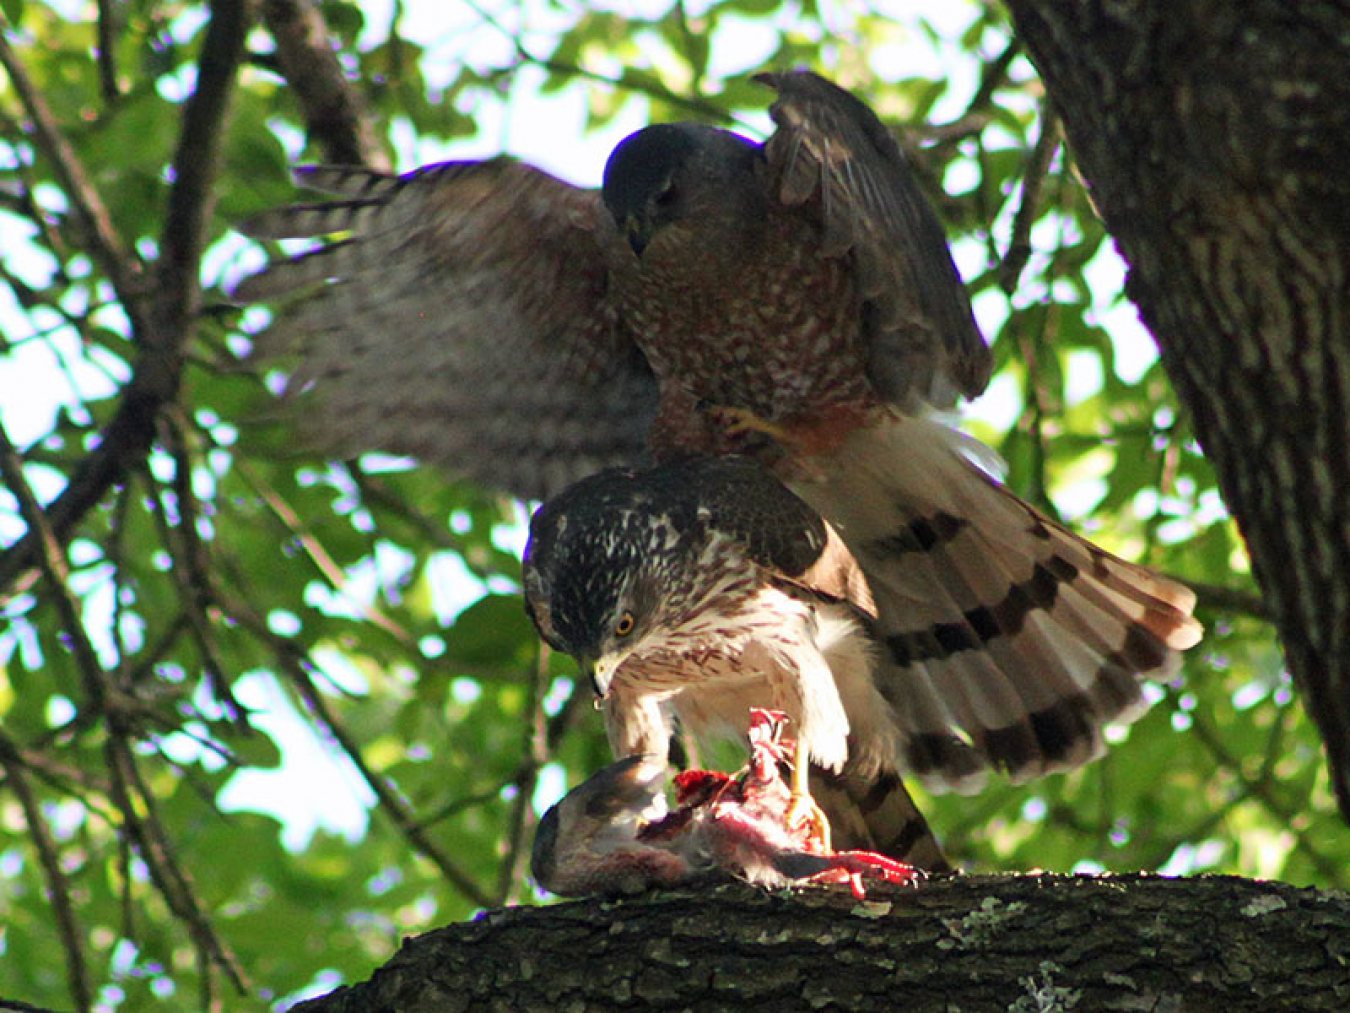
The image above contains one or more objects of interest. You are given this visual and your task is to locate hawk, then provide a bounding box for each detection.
[522,456,1199,864]
[231,69,982,499]
[235,70,1202,860]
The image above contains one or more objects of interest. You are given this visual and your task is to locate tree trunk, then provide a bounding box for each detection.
[1001,1,1350,817]
[293,874,1349,1011]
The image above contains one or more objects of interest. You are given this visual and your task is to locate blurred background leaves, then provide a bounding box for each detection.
[0,1,1340,1009]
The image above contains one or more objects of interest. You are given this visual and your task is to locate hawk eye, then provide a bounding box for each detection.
[614,611,636,638]
[653,180,678,207]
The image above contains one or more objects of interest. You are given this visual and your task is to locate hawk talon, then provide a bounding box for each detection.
[805,852,922,900]
[787,735,832,854]
[706,404,865,464]
[713,405,792,443]
[786,790,833,855]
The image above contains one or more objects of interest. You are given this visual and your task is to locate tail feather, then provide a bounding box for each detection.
[791,410,1203,793]
[812,765,952,872]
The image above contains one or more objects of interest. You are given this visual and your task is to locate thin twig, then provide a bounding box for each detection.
[159,414,247,722]
[1188,712,1342,885]
[496,642,553,905]
[965,37,1021,127]
[0,128,74,270]
[4,745,110,804]
[465,0,733,124]
[348,466,512,580]
[1000,107,1060,294]
[0,732,93,1013]
[1012,302,1059,516]
[102,733,250,1003]
[216,588,495,908]
[0,28,148,321]
[1133,792,1243,871]
[0,420,108,709]
[414,787,508,832]
[123,612,192,687]
[95,0,121,103]
[922,37,1020,154]
[517,51,732,123]
[232,458,416,645]
[106,486,134,690]
[1180,578,1269,620]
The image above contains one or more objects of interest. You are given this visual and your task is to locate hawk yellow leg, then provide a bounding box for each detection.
[717,405,793,443]
[714,404,861,462]
[786,739,832,854]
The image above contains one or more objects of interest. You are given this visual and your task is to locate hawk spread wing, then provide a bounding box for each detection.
[233,160,656,500]
[233,71,986,492]
[787,414,1201,791]
[756,70,990,408]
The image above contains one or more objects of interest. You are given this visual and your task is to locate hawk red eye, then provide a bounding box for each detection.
[614,611,636,637]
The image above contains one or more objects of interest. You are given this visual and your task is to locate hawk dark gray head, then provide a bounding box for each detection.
[601,123,761,256]
[522,457,831,695]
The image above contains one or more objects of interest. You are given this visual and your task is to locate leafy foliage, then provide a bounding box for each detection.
[0,1,1342,1009]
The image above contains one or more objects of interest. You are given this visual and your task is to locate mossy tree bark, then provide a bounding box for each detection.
[294,874,1350,1011]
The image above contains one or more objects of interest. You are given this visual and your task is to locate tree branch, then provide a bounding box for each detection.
[292,874,1350,1012]
[258,0,390,169]
[0,732,93,1013]
[0,0,249,599]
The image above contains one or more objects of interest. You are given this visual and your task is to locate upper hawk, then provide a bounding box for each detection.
[232,70,985,499]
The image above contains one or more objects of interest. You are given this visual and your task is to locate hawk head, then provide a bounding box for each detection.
[522,458,830,697]
[523,466,715,696]
[601,122,761,257]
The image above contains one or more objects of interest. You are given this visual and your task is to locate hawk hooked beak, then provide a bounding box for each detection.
[587,653,624,699]
[623,213,651,257]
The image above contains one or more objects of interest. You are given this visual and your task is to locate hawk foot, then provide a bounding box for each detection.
[786,790,832,855]
[806,852,923,900]
[786,735,832,853]
[706,403,867,460]
[713,405,792,443]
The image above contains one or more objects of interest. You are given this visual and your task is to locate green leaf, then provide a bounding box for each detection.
[442,594,536,677]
